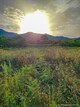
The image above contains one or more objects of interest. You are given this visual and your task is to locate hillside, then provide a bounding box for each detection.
[0,29,71,41]
[0,29,18,39]
[0,29,80,47]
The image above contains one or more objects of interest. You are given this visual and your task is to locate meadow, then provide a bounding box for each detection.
[0,46,80,107]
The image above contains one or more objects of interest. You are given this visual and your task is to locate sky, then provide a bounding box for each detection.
[0,0,80,37]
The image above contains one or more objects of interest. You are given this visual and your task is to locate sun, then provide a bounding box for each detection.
[19,10,50,34]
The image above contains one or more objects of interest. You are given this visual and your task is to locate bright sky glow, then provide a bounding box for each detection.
[19,10,50,34]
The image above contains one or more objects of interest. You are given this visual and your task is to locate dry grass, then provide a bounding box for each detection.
[0,47,80,107]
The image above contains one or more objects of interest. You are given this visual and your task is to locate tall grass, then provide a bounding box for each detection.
[0,47,80,107]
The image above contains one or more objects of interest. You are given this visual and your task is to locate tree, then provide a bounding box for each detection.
[0,36,10,48]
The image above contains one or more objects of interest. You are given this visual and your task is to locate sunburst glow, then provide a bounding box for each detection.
[19,10,50,34]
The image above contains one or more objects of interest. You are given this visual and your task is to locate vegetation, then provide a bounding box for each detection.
[0,36,80,48]
[61,40,80,47]
[0,47,80,107]
[0,37,17,48]
[0,37,10,48]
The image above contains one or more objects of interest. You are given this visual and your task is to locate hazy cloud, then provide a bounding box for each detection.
[0,0,80,37]
[0,7,24,32]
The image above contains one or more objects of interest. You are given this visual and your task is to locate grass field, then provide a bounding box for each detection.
[0,46,80,107]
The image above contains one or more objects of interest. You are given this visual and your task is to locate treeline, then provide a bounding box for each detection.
[0,36,80,48]
[61,40,80,47]
[50,40,80,47]
[0,36,23,48]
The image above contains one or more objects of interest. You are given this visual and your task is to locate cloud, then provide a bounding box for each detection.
[0,7,24,32]
[47,0,80,37]
[0,0,80,37]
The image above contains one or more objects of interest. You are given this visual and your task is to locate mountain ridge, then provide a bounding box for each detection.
[0,29,18,39]
[0,29,80,41]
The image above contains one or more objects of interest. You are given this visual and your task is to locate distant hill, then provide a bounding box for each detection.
[43,34,71,40]
[75,37,80,40]
[20,32,72,42]
[20,32,49,44]
[0,29,80,40]
[0,29,80,47]
[0,29,17,39]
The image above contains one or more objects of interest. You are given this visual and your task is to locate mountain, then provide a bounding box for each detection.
[75,37,80,40]
[0,29,17,39]
[0,29,80,47]
[43,34,71,40]
[0,29,80,41]
[20,32,72,41]
[20,32,49,44]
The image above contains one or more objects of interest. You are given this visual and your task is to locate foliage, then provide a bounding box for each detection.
[0,37,10,48]
[0,36,80,48]
[61,40,80,47]
[0,47,80,107]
